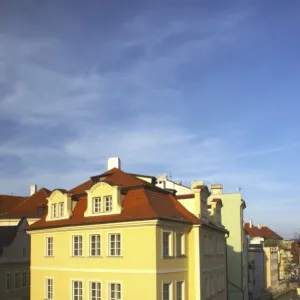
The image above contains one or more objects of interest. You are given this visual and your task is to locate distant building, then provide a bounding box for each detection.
[245,220,283,295]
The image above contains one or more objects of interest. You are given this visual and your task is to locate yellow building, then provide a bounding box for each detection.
[27,159,228,300]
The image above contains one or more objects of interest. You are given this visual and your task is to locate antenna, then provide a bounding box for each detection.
[238,187,242,193]
[169,169,172,180]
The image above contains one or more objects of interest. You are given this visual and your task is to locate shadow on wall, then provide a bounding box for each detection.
[226,244,245,300]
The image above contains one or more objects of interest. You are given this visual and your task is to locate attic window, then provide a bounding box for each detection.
[104,196,112,212]
[93,197,101,213]
[51,204,57,218]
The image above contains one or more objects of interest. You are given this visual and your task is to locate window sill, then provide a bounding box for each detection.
[88,255,103,258]
[175,255,187,259]
[71,256,85,258]
[44,256,55,258]
[106,255,123,258]
[162,255,176,259]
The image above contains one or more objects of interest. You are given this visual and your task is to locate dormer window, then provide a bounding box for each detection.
[104,196,112,212]
[93,197,102,213]
[58,202,64,217]
[51,204,57,218]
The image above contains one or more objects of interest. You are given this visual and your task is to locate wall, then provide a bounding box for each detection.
[0,219,30,300]
[30,220,194,300]
[208,193,244,300]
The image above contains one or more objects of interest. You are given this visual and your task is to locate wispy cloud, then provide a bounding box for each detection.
[1,1,300,237]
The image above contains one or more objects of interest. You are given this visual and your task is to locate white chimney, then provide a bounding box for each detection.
[30,184,37,196]
[258,224,263,229]
[210,184,223,195]
[249,219,253,228]
[108,157,121,170]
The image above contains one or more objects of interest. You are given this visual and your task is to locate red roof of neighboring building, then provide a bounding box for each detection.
[244,223,263,237]
[244,223,283,240]
[260,226,283,240]
[0,195,27,215]
[2,188,51,218]
[28,168,228,233]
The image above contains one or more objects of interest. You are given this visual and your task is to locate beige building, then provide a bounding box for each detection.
[0,218,30,300]
[264,246,279,292]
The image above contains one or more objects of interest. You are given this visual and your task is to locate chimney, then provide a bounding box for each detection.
[258,224,263,229]
[210,184,223,195]
[249,219,253,228]
[108,157,121,170]
[191,180,204,189]
[30,184,37,196]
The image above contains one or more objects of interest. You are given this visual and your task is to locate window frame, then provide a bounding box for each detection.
[162,231,172,257]
[104,195,113,212]
[108,282,122,300]
[22,271,28,288]
[108,233,121,257]
[176,233,185,257]
[72,280,83,300]
[89,281,102,300]
[162,281,172,300]
[72,235,83,257]
[15,271,21,289]
[90,234,101,257]
[45,277,53,300]
[58,202,64,217]
[51,203,57,218]
[176,281,184,300]
[6,272,13,292]
[93,197,102,214]
[45,237,54,257]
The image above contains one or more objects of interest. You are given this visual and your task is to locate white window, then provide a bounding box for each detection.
[22,271,28,288]
[45,278,53,300]
[176,281,184,300]
[73,236,83,256]
[15,272,21,289]
[51,203,57,218]
[93,197,102,213]
[46,237,53,256]
[72,281,83,300]
[90,281,101,300]
[109,234,121,256]
[104,196,112,212]
[163,282,171,300]
[90,234,101,256]
[59,202,64,217]
[176,233,184,256]
[6,272,13,291]
[163,232,171,257]
[109,283,121,300]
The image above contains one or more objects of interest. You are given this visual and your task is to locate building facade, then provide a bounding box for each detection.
[0,218,30,300]
[207,185,248,300]
[27,160,228,300]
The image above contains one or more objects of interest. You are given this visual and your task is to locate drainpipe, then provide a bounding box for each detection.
[225,232,230,300]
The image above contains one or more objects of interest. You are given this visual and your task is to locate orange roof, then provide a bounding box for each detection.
[244,223,263,237]
[2,188,51,218]
[260,226,283,240]
[28,168,227,233]
[0,195,27,215]
[244,223,283,240]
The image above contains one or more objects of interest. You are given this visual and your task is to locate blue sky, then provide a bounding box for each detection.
[1,0,300,238]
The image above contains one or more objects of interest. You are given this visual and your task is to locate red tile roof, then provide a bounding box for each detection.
[260,226,283,240]
[244,223,283,240]
[2,188,51,218]
[0,195,27,215]
[244,223,263,237]
[28,168,227,234]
